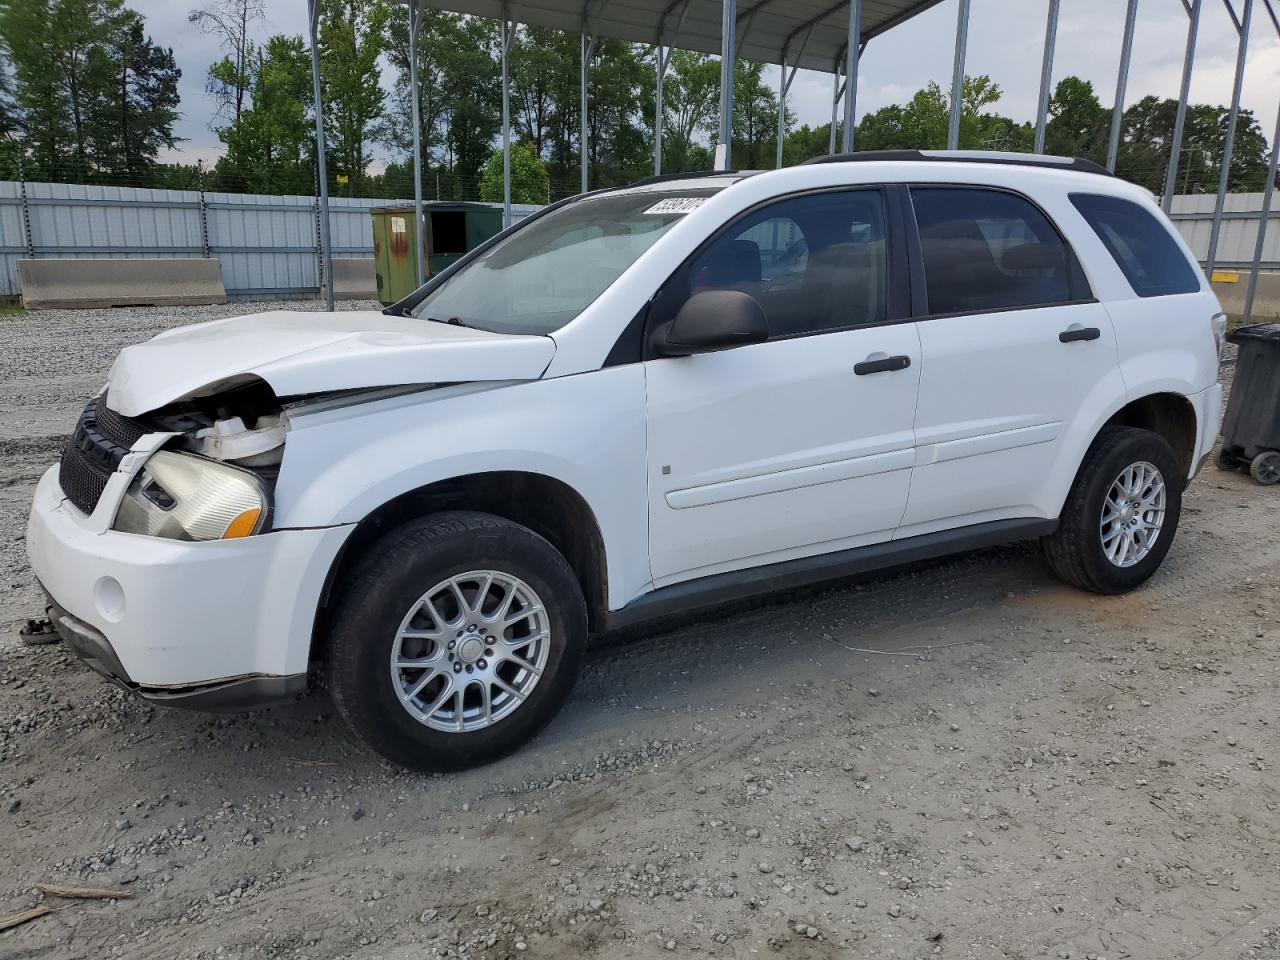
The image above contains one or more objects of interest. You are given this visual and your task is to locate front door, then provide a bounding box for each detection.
[644,188,922,586]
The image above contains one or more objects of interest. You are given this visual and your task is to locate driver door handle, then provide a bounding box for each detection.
[1059,326,1101,343]
[854,355,911,376]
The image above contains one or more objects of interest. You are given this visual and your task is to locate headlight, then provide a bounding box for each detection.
[113,450,269,541]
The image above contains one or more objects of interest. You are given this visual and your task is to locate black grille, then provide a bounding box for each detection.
[59,397,151,516]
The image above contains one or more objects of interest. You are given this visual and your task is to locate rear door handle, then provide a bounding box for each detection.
[854,355,911,375]
[1059,326,1101,343]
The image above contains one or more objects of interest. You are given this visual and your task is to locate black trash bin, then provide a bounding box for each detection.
[1218,322,1280,485]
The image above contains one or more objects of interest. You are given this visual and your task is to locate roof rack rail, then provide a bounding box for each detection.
[802,149,1112,177]
[626,169,745,188]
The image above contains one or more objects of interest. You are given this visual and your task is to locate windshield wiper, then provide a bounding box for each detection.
[424,316,469,328]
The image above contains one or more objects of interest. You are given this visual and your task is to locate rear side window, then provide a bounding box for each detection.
[911,187,1082,315]
[1069,193,1200,298]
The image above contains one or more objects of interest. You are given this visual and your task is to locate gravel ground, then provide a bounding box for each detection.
[1,303,1278,960]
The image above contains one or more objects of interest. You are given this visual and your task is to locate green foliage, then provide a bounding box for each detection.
[656,49,719,173]
[0,0,180,182]
[731,61,781,169]
[849,75,1016,155]
[215,34,314,194]
[479,140,549,204]
[319,0,389,196]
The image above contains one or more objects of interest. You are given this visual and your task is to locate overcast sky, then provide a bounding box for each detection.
[138,0,1280,168]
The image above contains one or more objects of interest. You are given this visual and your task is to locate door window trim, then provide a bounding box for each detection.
[902,183,1097,323]
[640,184,913,361]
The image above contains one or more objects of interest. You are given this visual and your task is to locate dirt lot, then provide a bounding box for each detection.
[1,303,1278,960]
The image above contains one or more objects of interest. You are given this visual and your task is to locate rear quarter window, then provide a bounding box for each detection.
[1069,193,1201,298]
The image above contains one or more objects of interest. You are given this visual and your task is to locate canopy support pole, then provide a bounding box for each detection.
[1243,101,1280,325]
[715,0,736,170]
[655,43,666,175]
[1107,0,1140,172]
[580,32,594,192]
[1206,0,1252,275]
[828,60,846,155]
[842,0,861,152]
[1033,0,1060,153]
[1162,0,1202,212]
[947,0,971,150]
[654,0,692,176]
[776,24,813,169]
[306,0,334,311]
[501,5,513,227]
[409,0,425,285]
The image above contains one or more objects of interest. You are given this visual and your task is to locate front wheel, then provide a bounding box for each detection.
[1044,426,1183,594]
[326,511,587,771]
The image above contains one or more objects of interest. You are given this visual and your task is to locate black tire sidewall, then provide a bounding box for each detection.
[1074,430,1183,593]
[328,514,586,771]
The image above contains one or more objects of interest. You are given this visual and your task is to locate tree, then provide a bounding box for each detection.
[376,6,455,177]
[188,0,264,126]
[479,140,549,203]
[511,26,569,157]
[731,60,781,169]
[441,17,501,194]
[1045,76,1107,162]
[87,16,181,177]
[318,0,388,195]
[1118,95,1270,195]
[658,49,719,172]
[848,75,1016,156]
[0,0,131,179]
[216,34,313,194]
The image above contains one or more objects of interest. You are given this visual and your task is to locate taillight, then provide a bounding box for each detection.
[1211,312,1227,360]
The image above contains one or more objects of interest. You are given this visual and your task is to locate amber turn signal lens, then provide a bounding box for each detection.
[223,508,263,539]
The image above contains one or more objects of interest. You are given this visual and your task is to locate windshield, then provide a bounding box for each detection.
[409,188,721,335]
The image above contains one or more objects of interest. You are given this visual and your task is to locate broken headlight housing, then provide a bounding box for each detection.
[112,450,270,541]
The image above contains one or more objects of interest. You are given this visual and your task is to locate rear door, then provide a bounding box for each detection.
[899,185,1122,536]
[644,188,922,585]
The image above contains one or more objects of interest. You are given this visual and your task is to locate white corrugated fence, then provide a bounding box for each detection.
[0,181,539,300]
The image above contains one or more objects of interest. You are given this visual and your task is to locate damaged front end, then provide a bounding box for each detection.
[61,377,287,542]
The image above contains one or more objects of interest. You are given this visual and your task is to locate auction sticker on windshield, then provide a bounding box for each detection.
[643,197,706,215]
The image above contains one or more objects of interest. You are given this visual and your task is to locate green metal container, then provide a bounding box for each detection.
[371,202,505,305]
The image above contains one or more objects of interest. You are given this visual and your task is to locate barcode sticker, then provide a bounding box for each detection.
[643,197,706,215]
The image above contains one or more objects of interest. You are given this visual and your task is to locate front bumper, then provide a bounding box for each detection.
[27,464,352,705]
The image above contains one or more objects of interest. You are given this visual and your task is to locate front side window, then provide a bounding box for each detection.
[670,189,889,339]
[912,187,1080,315]
[410,189,720,335]
[1069,193,1201,298]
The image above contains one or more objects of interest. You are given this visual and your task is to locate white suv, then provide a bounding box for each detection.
[27,152,1225,770]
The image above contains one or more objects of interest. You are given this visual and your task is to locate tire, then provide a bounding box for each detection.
[326,511,587,772]
[1044,426,1183,595]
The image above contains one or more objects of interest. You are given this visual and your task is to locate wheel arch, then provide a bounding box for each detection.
[312,471,609,661]
[1102,391,1198,482]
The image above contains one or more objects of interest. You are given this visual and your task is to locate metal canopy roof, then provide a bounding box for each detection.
[402,0,945,72]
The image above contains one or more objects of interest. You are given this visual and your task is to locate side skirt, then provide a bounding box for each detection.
[604,517,1058,632]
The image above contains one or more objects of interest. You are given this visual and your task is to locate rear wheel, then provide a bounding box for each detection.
[1044,426,1183,594]
[327,511,587,771]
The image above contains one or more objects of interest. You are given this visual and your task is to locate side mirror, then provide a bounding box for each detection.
[654,290,769,357]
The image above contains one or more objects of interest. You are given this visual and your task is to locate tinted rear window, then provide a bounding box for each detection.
[911,187,1080,315]
[1069,193,1200,298]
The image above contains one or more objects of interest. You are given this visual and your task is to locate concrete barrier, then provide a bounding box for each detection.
[1211,271,1280,321]
[17,258,227,309]
[324,258,377,301]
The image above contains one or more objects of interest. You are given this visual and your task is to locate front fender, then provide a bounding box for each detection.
[272,368,652,611]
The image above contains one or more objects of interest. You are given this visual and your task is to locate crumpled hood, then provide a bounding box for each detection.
[106,310,557,416]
